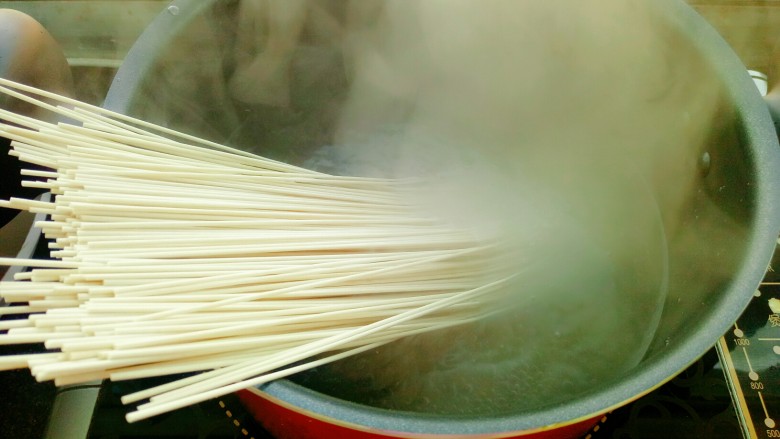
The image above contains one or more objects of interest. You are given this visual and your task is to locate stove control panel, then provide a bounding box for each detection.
[718,280,780,439]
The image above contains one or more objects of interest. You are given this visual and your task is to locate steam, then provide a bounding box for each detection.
[300,0,722,413]
[121,0,731,414]
[328,0,721,298]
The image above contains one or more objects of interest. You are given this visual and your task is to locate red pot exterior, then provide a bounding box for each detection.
[237,389,600,439]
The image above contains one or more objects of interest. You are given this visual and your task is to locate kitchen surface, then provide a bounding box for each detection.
[1,1,780,438]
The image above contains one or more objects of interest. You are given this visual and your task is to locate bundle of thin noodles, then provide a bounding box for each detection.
[0,78,518,422]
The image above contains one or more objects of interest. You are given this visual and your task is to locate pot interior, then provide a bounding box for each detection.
[104,0,771,431]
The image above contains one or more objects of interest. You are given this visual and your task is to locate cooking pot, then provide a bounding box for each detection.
[43,0,780,437]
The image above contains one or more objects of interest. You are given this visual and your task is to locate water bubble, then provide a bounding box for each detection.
[167,5,180,16]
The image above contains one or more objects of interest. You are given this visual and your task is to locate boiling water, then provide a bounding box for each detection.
[291,138,670,416]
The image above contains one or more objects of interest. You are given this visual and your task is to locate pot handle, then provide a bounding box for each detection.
[0,9,73,227]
